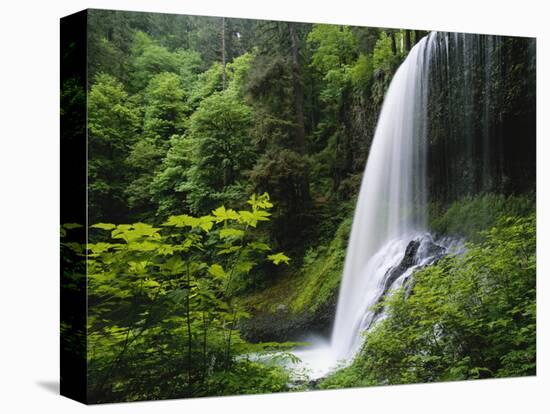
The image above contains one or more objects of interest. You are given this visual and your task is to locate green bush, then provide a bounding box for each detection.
[429,193,534,241]
[63,194,296,402]
[321,213,536,388]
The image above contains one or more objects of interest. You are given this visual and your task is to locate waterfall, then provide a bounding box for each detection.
[292,31,533,379]
[330,35,433,362]
[293,34,441,378]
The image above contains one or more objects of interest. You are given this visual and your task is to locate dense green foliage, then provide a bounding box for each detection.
[85,10,419,243]
[429,193,535,241]
[239,214,352,341]
[61,10,536,402]
[88,74,140,223]
[72,13,425,402]
[321,213,536,388]
[64,194,297,402]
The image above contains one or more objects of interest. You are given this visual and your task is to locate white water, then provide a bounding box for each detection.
[293,35,439,379]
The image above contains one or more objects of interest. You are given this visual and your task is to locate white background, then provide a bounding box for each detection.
[0,0,548,412]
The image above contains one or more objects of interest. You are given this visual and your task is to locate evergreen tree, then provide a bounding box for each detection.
[88,73,139,222]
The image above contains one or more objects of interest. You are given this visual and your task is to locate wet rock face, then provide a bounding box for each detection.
[419,237,446,259]
[382,239,422,294]
[374,235,447,321]
[239,292,338,343]
[426,34,536,204]
[239,235,450,344]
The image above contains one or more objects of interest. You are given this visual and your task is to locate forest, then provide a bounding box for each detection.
[61,9,536,403]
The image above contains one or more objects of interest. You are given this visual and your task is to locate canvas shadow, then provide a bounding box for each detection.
[37,380,59,395]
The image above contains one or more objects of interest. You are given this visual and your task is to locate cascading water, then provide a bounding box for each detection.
[290,31,535,380]
[329,34,433,362]
[293,34,443,378]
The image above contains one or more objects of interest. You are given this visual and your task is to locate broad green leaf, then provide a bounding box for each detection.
[248,242,271,251]
[111,223,160,243]
[253,209,271,221]
[128,260,151,275]
[127,241,158,252]
[143,279,161,289]
[219,228,245,239]
[238,210,257,227]
[157,244,176,255]
[268,252,291,265]
[163,214,197,227]
[164,214,215,232]
[199,215,215,232]
[212,206,240,222]
[91,223,116,231]
[247,193,273,210]
[87,242,114,254]
[132,222,160,237]
[236,261,256,274]
[217,245,242,255]
[208,264,227,279]
[160,256,186,274]
[167,288,188,304]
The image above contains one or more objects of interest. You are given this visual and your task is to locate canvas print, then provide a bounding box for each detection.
[60,9,536,404]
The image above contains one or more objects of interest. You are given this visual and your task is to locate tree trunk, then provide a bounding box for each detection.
[390,31,397,55]
[288,22,311,203]
[225,309,237,363]
[221,17,226,90]
[405,30,412,52]
[288,22,306,155]
[415,30,422,45]
[202,311,208,383]
[185,262,192,392]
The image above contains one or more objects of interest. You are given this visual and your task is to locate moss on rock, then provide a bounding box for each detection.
[239,216,352,342]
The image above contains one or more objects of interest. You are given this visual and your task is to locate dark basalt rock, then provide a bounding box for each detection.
[370,236,447,325]
[421,238,446,259]
[239,291,338,343]
[381,239,421,296]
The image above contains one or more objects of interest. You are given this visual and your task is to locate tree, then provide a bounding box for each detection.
[186,62,224,110]
[372,31,399,76]
[184,92,254,214]
[245,21,314,248]
[88,74,139,223]
[405,29,412,52]
[307,25,357,132]
[125,72,189,219]
[88,10,137,82]
[306,24,364,199]
[149,135,192,218]
[125,139,164,219]
[221,17,227,89]
[129,31,203,92]
[142,72,189,148]
[308,24,357,74]
[149,53,256,219]
[288,22,307,156]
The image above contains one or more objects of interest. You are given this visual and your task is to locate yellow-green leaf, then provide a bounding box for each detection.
[268,252,291,265]
[91,223,116,231]
[212,206,240,222]
[219,228,245,239]
[208,264,227,279]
